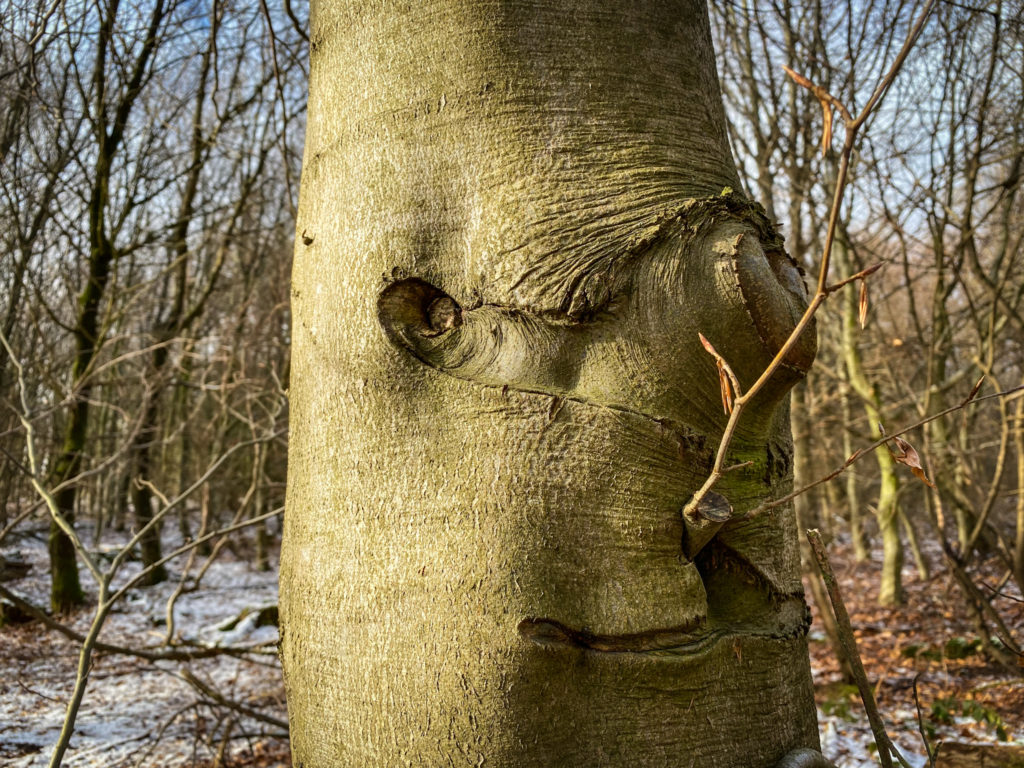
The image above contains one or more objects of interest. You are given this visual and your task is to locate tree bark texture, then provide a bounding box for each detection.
[281,2,820,766]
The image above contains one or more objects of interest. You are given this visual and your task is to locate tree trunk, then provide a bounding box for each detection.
[1015,385,1024,592]
[129,380,169,586]
[834,237,903,605]
[840,378,870,562]
[281,2,820,765]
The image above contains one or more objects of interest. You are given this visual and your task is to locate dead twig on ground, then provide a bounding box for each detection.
[806,528,912,768]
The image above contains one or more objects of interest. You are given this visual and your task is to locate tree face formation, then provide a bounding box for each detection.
[2,0,1024,765]
[3,0,1022,764]
[281,1,821,765]
[377,194,815,428]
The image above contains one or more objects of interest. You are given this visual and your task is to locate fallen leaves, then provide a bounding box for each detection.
[807,537,1024,761]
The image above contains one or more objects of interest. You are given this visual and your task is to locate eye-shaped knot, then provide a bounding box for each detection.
[377,277,463,344]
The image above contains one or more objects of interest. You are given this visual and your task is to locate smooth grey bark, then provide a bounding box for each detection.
[281,1,820,766]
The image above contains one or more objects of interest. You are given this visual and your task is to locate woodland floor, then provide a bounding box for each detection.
[1,527,1022,767]
[809,531,1024,767]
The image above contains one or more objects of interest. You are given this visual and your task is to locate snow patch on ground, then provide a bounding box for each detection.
[0,529,287,767]
[819,709,929,767]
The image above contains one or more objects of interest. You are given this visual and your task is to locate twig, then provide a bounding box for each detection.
[131,702,202,768]
[825,262,884,293]
[180,670,288,729]
[18,679,63,703]
[110,431,285,579]
[912,674,936,768]
[0,326,103,584]
[683,0,937,520]
[0,581,273,662]
[109,507,284,607]
[743,382,1019,520]
[0,506,283,661]
[0,498,44,544]
[806,529,912,768]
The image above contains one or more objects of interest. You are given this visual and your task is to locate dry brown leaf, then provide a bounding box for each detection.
[858,278,868,329]
[889,435,936,488]
[820,100,834,156]
[909,466,934,488]
[718,360,734,414]
[699,333,734,414]
[783,66,836,155]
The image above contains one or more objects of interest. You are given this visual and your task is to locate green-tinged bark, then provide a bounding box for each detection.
[840,379,869,562]
[281,1,820,765]
[1015,387,1024,592]
[834,238,902,606]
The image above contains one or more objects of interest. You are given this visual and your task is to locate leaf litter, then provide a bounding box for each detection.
[808,533,1024,767]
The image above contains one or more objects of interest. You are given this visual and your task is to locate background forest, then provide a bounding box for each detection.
[0,0,1021,766]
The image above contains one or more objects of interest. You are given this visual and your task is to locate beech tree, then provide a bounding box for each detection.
[281,1,825,766]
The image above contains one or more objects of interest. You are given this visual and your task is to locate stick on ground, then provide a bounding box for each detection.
[806,528,912,768]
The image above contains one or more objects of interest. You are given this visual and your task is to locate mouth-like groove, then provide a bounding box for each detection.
[517,536,812,657]
[517,616,707,653]
[517,617,807,658]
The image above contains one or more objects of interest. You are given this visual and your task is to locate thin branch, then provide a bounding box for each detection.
[744,382,1020,519]
[180,670,288,730]
[109,505,283,605]
[0,581,272,662]
[913,674,936,768]
[0,326,103,583]
[282,0,309,43]
[110,430,284,577]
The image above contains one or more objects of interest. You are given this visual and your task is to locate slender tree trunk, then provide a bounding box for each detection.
[835,238,903,605]
[901,510,929,581]
[129,372,169,586]
[281,2,821,765]
[841,378,869,561]
[48,188,118,610]
[1014,382,1024,592]
[791,383,819,530]
[793,385,850,681]
[125,9,218,585]
[252,442,272,572]
[171,352,195,543]
[47,0,168,611]
[876,467,903,605]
